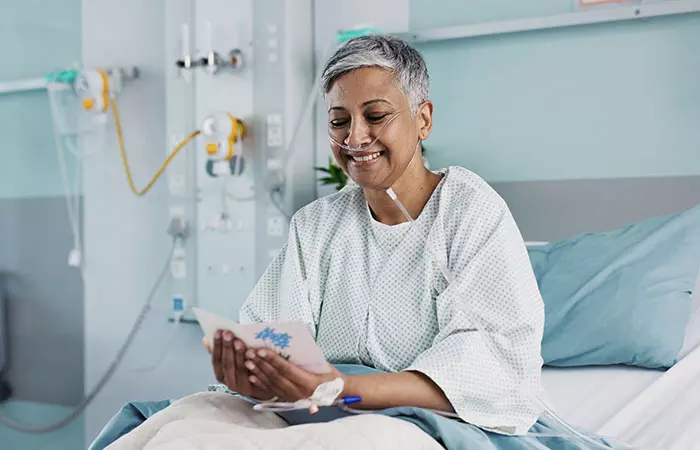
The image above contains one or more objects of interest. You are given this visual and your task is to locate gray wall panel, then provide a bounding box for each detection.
[492,176,700,241]
[0,197,83,405]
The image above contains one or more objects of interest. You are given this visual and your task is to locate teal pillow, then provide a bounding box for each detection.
[529,204,700,368]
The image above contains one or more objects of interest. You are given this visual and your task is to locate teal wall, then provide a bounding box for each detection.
[411,1,700,182]
[412,0,570,29]
[0,0,82,198]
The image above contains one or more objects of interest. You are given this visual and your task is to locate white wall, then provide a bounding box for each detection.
[82,0,211,442]
[313,0,409,196]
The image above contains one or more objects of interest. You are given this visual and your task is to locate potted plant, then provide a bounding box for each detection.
[314,158,348,191]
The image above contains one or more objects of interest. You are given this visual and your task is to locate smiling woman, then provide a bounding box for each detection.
[237,35,546,436]
[93,35,552,450]
[322,37,440,224]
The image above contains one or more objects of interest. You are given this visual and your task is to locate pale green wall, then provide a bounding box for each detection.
[411,1,700,181]
[0,0,82,198]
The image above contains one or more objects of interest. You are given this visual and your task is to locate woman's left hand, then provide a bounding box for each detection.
[243,348,344,402]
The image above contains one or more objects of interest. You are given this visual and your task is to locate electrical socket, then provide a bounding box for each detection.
[171,247,187,279]
[171,259,187,279]
[266,114,283,147]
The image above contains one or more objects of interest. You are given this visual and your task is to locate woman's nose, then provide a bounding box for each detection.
[345,119,372,147]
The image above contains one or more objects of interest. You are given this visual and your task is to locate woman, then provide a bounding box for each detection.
[212,34,545,436]
[91,35,547,450]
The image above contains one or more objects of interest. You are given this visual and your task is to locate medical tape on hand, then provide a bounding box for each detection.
[310,377,345,407]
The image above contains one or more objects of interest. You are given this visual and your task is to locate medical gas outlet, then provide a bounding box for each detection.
[201,112,247,177]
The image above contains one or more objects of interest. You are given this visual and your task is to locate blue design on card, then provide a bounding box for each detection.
[255,327,293,350]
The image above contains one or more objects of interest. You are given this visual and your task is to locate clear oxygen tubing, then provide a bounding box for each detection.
[0,244,175,433]
[327,109,403,153]
[327,108,410,200]
[52,126,83,276]
[372,175,655,450]
[47,74,92,279]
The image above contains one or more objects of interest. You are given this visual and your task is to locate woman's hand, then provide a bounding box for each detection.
[205,330,276,400]
[244,348,343,402]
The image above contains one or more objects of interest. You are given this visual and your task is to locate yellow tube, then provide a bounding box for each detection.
[110,97,201,197]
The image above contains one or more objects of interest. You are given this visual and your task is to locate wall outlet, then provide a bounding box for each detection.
[171,260,187,279]
[171,247,187,279]
[267,216,285,237]
[266,114,283,147]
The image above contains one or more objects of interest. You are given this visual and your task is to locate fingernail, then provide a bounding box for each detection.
[249,376,257,384]
[214,330,222,339]
[234,341,242,351]
[224,332,232,342]
[245,361,255,371]
[257,350,267,358]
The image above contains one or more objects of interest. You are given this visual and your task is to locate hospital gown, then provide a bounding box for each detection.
[240,166,545,436]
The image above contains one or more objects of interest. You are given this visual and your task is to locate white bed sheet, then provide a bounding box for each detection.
[542,346,700,450]
[541,365,663,433]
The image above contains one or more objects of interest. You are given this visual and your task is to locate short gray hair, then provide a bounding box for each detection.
[321,35,429,113]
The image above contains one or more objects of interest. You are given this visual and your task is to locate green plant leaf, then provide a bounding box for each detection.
[316,158,348,190]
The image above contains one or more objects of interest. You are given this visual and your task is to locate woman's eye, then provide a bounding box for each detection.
[330,119,348,128]
[367,113,388,123]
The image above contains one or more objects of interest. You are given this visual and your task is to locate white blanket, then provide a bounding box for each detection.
[105,392,443,450]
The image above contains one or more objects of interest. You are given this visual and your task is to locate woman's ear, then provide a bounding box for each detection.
[417,101,434,141]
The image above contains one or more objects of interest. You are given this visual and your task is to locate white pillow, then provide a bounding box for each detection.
[678,268,700,360]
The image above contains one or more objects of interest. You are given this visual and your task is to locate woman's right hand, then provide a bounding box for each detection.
[205,330,274,400]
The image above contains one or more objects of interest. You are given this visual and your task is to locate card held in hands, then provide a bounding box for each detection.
[193,307,331,374]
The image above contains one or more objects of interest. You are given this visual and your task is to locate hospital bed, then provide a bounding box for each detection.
[502,180,700,449]
[541,281,700,449]
[527,229,700,450]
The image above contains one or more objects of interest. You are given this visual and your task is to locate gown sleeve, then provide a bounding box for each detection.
[238,215,318,337]
[405,197,545,436]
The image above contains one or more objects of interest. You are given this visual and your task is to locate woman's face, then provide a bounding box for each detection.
[325,67,433,190]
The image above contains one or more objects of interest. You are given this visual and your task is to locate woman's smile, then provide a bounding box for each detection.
[346,150,386,168]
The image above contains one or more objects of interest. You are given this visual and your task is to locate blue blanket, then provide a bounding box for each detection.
[90,365,631,450]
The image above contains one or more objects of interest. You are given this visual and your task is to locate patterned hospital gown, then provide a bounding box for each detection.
[240,166,545,435]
